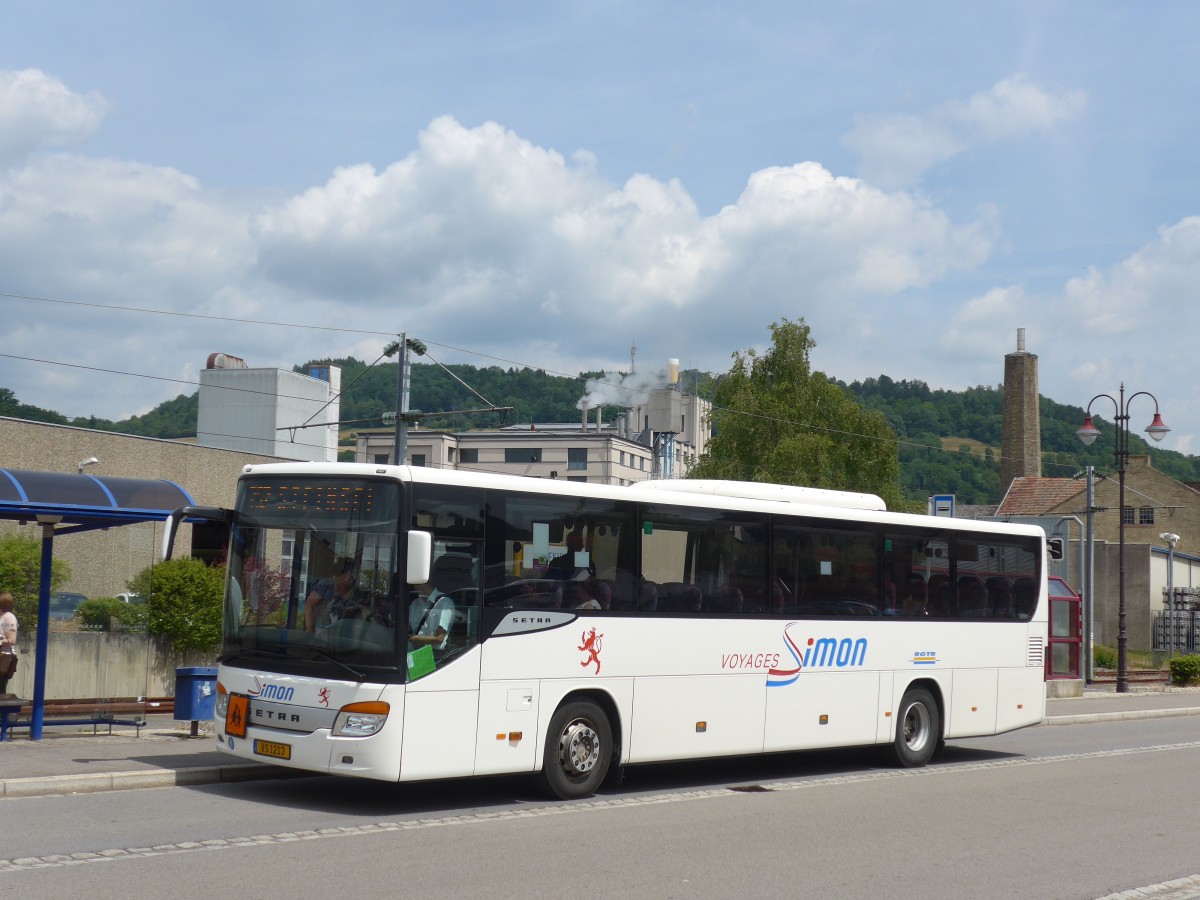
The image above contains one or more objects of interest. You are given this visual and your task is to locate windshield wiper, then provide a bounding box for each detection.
[309,649,367,682]
[240,644,290,657]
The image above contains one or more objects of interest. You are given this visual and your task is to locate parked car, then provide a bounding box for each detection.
[48,591,88,620]
[116,592,145,604]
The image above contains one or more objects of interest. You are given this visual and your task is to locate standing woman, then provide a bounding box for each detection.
[0,592,17,695]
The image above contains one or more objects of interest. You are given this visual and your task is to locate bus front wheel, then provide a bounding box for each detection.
[893,688,940,768]
[538,700,612,800]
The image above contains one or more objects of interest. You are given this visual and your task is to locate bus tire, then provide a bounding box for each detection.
[538,700,612,800]
[893,687,940,768]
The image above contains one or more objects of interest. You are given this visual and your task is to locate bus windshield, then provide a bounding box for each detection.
[222,476,402,672]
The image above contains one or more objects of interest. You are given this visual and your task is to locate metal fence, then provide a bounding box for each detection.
[1152,587,1200,653]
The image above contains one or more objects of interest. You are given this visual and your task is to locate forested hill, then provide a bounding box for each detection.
[4,365,1199,506]
[842,375,1200,503]
[0,387,199,439]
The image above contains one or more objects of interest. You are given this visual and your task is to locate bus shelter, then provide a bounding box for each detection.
[0,468,195,739]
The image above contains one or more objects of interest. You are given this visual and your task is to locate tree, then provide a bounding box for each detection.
[0,534,71,631]
[689,318,906,508]
[128,558,225,653]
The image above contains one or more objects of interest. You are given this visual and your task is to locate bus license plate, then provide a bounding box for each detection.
[253,739,292,760]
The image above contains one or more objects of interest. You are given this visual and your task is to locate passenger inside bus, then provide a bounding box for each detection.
[561,580,599,610]
[926,573,952,617]
[987,577,1016,618]
[545,531,596,581]
[901,576,927,616]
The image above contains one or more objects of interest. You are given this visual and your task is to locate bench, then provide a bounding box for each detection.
[0,698,150,741]
[0,698,24,741]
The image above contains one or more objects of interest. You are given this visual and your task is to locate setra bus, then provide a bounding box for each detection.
[163,463,1048,799]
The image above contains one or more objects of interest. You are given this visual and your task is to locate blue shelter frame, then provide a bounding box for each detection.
[0,468,195,739]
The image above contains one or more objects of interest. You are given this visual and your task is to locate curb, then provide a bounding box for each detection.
[0,763,289,799]
[1042,707,1200,726]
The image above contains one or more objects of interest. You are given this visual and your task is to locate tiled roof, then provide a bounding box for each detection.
[996,477,1084,516]
[955,504,1000,519]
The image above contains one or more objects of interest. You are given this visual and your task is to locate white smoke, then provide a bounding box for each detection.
[577,367,668,410]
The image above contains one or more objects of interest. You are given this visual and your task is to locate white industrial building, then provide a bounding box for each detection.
[197,353,341,462]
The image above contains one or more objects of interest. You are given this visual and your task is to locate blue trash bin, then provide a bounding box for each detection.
[174,667,217,721]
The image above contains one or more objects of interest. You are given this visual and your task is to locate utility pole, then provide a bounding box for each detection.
[395,332,410,465]
[382,335,497,466]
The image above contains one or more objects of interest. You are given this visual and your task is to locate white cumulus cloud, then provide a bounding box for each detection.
[0,69,108,167]
[2,113,998,423]
[845,74,1087,187]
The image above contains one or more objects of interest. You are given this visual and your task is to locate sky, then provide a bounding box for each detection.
[2,2,1199,458]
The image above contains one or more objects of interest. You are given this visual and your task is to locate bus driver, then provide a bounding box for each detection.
[409,555,462,650]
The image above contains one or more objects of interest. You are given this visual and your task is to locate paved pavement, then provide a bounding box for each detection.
[1,687,1199,799]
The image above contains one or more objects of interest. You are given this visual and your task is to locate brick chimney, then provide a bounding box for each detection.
[1000,328,1041,496]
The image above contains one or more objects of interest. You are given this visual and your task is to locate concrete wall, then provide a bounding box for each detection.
[0,416,279,599]
[6,632,212,700]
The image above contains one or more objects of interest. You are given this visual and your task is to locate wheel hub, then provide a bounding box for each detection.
[560,719,600,776]
[904,704,930,752]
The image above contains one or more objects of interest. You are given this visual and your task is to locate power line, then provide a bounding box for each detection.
[0,352,366,408]
[0,348,1085,476]
[0,289,1110,477]
[0,290,393,336]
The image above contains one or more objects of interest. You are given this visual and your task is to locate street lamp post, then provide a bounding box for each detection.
[1076,384,1169,693]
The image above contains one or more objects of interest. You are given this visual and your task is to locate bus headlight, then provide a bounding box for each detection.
[215,682,229,718]
[333,701,390,737]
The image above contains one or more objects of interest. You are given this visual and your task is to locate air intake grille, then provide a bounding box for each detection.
[1027,637,1044,667]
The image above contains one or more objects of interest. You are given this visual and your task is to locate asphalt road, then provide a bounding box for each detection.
[4,715,1200,899]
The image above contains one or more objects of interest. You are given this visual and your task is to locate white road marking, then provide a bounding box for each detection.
[3,740,1200,875]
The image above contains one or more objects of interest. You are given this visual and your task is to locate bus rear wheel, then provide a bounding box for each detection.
[893,687,940,768]
[538,700,612,800]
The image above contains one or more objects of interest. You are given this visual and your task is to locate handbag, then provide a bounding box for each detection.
[0,646,17,679]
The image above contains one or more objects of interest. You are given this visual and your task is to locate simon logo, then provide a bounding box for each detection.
[246,675,295,702]
[767,624,868,688]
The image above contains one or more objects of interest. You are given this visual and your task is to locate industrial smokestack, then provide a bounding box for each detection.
[581,399,589,431]
[667,358,680,385]
[1016,328,1026,353]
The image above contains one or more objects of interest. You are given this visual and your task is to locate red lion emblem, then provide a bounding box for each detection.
[578,627,603,674]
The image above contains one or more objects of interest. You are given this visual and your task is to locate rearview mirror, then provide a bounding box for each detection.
[407,530,432,585]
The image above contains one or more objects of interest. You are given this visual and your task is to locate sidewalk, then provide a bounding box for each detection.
[1044,684,1200,724]
[1,689,1199,800]
[0,716,290,799]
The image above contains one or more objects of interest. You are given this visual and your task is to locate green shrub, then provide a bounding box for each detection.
[1094,644,1118,670]
[0,533,70,631]
[77,597,149,632]
[1169,654,1200,685]
[128,558,225,653]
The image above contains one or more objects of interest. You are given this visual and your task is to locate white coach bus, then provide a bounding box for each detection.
[164,463,1047,799]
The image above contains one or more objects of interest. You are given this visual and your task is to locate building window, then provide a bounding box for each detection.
[373,454,390,465]
[620,452,626,467]
[1121,506,1135,525]
[1139,506,1155,525]
[461,448,478,464]
[505,448,542,463]
[412,454,426,467]
[447,447,456,463]
[568,476,587,483]
[568,448,587,470]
